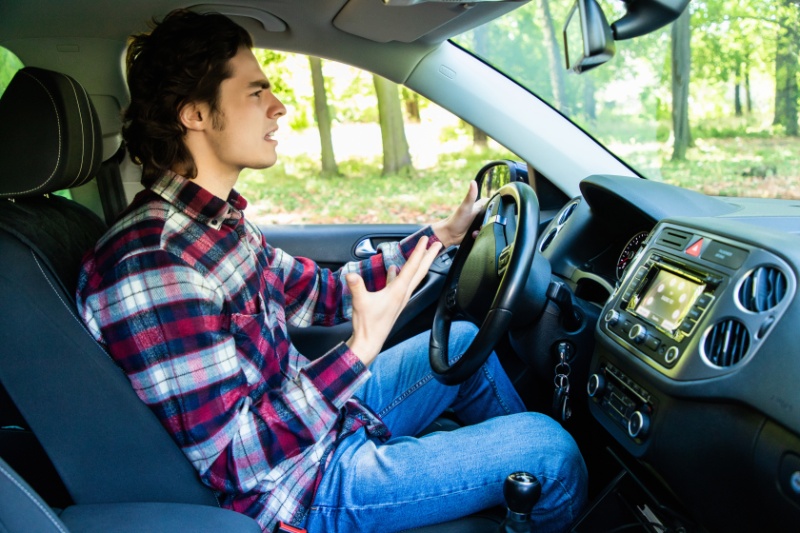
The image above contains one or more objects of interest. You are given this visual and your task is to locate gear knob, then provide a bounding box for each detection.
[504,471,542,515]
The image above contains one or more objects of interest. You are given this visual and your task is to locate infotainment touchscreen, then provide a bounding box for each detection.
[631,268,706,334]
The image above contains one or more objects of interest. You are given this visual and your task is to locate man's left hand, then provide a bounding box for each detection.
[431,180,488,248]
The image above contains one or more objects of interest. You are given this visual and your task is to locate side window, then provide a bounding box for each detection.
[0,46,23,99]
[237,51,516,225]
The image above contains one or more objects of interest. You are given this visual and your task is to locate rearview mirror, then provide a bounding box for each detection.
[563,0,615,74]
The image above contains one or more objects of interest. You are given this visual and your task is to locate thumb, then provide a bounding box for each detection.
[346,273,366,297]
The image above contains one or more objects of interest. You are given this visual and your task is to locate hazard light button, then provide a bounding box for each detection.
[685,238,703,257]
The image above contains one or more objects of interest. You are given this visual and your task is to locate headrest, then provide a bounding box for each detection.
[0,67,102,198]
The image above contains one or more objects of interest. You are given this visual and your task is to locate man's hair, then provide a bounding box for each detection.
[123,9,253,186]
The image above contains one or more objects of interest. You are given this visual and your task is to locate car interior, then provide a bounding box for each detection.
[1,0,799,532]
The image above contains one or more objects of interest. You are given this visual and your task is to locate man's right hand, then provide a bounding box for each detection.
[345,236,442,366]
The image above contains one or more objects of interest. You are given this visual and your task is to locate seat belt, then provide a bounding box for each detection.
[95,146,128,225]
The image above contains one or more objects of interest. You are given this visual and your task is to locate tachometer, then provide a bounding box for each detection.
[616,231,649,280]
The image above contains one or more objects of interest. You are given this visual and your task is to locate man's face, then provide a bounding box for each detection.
[205,47,286,173]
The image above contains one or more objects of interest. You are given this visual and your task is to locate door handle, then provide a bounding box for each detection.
[355,238,378,258]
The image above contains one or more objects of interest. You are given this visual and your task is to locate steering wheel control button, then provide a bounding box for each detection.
[664,346,680,365]
[627,410,650,439]
[779,453,800,505]
[628,324,647,344]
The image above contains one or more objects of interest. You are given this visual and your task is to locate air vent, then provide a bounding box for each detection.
[738,266,788,312]
[657,228,692,250]
[539,228,558,252]
[704,319,750,367]
[557,200,580,225]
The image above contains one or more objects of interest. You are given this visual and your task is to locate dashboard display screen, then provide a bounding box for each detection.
[632,268,705,334]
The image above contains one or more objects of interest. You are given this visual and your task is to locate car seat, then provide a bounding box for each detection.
[0,66,258,531]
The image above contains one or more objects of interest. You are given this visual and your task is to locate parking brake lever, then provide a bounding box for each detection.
[546,280,582,332]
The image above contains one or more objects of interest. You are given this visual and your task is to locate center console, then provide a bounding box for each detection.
[588,221,795,450]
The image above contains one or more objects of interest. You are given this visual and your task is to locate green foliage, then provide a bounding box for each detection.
[0,46,24,98]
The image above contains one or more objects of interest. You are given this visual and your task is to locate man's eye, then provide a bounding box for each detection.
[251,90,263,98]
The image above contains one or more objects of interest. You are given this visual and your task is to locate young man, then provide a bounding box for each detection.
[76,9,587,533]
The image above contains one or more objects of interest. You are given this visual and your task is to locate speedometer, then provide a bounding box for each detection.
[616,231,649,280]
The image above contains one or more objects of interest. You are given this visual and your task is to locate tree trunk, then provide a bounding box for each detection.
[734,82,743,117]
[538,0,568,112]
[373,75,413,176]
[745,67,752,114]
[309,56,339,176]
[671,8,692,161]
[773,1,799,136]
[473,127,488,148]
[402,88,421,123]
[583,77,597,121]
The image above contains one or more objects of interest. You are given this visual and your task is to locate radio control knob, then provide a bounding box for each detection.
[628,324,647,344]
[587,373,606,397]
[628,410,651,439]
[604,309,620,326]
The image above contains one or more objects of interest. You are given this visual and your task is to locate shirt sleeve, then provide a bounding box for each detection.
[78,249,370,495]
[266,225,439,328]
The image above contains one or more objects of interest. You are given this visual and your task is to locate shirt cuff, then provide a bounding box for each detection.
[302,341,370,410]
[398,226,439,260]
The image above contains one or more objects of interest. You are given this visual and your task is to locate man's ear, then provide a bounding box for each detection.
[179,101,208,132]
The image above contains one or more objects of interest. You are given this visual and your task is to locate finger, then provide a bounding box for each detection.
[462,180,478,206]
[403,241,443,293]
[387,265,398,284]
[391,237,433,288]
[346,273,367,301]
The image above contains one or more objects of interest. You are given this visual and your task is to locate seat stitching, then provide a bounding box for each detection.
[0,462,69,533]
[63,76,89,189]
[31,252,116,364]
[0,71,62,197]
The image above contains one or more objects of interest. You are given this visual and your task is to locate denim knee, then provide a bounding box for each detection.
[514,412,588,525]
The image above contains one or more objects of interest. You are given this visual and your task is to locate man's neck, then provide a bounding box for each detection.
[192,169,239,201]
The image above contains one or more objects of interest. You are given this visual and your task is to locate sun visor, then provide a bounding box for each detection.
[333,0,529,44]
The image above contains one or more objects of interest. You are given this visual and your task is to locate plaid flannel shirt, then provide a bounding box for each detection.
[76,173,435,531]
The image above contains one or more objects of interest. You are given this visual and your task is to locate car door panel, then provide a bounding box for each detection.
[260,224,447,359]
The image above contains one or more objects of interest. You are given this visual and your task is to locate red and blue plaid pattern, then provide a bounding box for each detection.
[76,173,431,530]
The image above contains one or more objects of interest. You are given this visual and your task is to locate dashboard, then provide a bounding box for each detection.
[536,174,800,532]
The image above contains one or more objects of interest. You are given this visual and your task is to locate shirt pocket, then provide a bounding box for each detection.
[229,293,273,388]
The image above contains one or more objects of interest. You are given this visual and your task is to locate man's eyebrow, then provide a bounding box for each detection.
[248,80,271,90]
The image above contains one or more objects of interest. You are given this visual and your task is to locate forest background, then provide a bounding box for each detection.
[2,0,799,225]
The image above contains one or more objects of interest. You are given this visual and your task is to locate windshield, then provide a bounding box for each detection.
[453,0,800,200]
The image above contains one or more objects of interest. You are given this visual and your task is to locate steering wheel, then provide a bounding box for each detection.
[430,181,540,385]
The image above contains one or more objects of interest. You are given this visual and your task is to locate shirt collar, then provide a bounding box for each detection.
[149,173,248,229]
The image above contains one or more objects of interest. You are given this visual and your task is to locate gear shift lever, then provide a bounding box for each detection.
[499,471,541,533]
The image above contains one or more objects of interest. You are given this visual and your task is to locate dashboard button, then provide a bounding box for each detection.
[628,324,647,344]
[644,335,661,351]
[664,346,680,364]
[696,293,713,309]
[679,319,696,334]
[701,241,748,269]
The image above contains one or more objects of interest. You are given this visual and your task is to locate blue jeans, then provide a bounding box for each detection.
[305,322,587,532]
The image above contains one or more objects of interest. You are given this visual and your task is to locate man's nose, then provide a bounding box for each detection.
[269,93,286,118]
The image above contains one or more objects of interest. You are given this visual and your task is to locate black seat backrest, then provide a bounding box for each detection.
[0,67,217,507]
[0,455,71,533]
